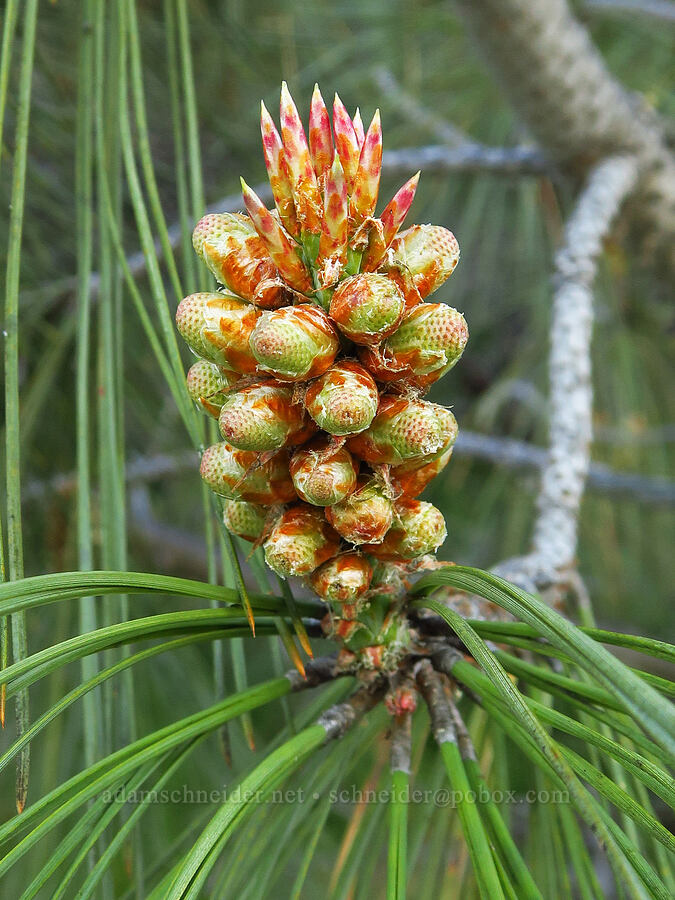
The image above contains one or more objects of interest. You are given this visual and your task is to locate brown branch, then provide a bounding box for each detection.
[390,708,413,774]
[414,659,457,745]
[317,681,386,742]
[285,655,344,692]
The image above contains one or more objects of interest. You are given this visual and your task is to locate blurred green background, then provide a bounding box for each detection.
[0,1,673,894]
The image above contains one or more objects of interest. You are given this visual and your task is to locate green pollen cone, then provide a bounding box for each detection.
[289,440,358,506]
[304,361,378,436]
[186,360,238,418]
[329,273,404,345]
[222,500,268,542]
[249,304,339,381]
[200,442,296,505]
[325,475,393,545]
[365,499,447,560]
[263,504,340,577]
[384,302,468,385]
[218,382,305,452]
[347,397,458,466]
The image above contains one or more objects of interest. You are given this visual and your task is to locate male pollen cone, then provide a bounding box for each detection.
[289,437,358,506]
[304,361,378,436]
[329,273,405,345]
[192,212,288,309]
[176,83,470,675]
[218,381,306,452]
[347,396,458,466]
[263,504,340,577]
[250,304,339,381]
[325,474,394,545]
[222,499,268,543]
[310,553,373,604]
[359,303,468,389]
[363,498,447,560]
[200,442,296,505]
[176,292,261,374]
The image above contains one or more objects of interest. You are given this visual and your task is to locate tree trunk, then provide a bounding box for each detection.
[454,0,675,263]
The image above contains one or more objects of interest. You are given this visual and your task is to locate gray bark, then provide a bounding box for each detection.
[454,0,675,262]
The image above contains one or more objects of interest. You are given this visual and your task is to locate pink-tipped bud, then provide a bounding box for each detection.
[364,498,447,560]
[347,397,458,466]
[200,442,296,505]
[260,102,299,237]
[289,437,358,507]
[304,360,378,436]
[218,381,307,452]
[352,108,365,149]
[310,553,373,604]
[391,447,453,499]
[325,475,393,545]
[240,178,312,292]
[317,154,349,280]
[333,93,361,192]
[176,292,261,373]
[362,172,419,272]
[329,273,405,345]
[279,82,322,234]
[249,304,339,382]
[385,685,417,717]
[186,360,239,418]
[222,499,268,543]
[350,110,382,224]
[192,212,288,309]
[263,504,340,577]
[309,84,333,180]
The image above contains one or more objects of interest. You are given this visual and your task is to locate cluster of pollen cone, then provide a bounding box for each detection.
[176,84,468,674]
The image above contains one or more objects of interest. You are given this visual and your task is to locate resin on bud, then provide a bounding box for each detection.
[218,381,307,452]
[333,93,361,191]
[263,504,340,577]
[386,225,460,306]
[364,498,447,560]
[310,553,373,604]
[240,178,312,292]
[200,442,296,504]
[304,360,378,436]
[347,397,458,466]
[260,103,299,237]
[249,304,339,382]
[391,447,453,498]
[359,303,468,389]
[192,212,287,309]
[350,110,382,225]
[222,499,268,543]
[186,360,239,418]
[362,172,420,271]
[175,292,261,373]
[279,82,322,235]
[325,474,393,545]
[329,273,405,345]
[289,437,358,506]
